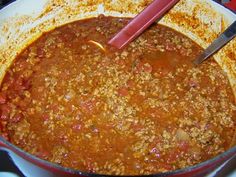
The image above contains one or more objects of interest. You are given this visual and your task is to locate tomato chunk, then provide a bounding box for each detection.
[117,86,129,97]
[11,113,23,123]
[80,99,97,114]
[0,104,11,121]
[0,93,6,104]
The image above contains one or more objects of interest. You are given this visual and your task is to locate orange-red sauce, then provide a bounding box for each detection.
[0,16,235,175]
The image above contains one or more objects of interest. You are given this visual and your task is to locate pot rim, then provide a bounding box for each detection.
[0,0,236,176]
[1,136,236,177]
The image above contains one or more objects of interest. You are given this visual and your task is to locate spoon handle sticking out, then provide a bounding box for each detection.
[194,20,236,65]
[108,0,180,49]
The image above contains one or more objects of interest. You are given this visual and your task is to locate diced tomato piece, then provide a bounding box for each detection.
[72,123,82,131]
[143,63,153,73]
[149,137,162,149]
[59,134,69,144]
[149,108,166,119]
[160,163,172,171]
[18,59,29,68]
[22,80,31,90]
[189,79,198,88]
[166,42,175,51]
[134,61,152,74]
[0,93,6,104]
[11,113,23,123]
[13,76,31,91]
[91,127,99,133]
[116,59,125,66]
[80,99,97,113]
[131,123,143,131]
[101,59,110,67]
[42,113,50,121]
[49,104,59,112]
[178,141,190,153]
[0,104,11,121]
[130,94,145,104]
[167,150,179,163]
[37,48,45,58]
[74,110,83,120]
[17,100,30,111]
[127,80,135,88]
[117,86,129,97]
[135,62,143,74]
[105,123,115,130]
[14,77,24,91]
[180,48,188,56]
[157,68,170,77]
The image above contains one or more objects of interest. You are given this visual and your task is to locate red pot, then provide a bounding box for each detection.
[0,0,235,176]
[0,136,236,176]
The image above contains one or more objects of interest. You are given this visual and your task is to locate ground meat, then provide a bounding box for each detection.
[0,16,235,175]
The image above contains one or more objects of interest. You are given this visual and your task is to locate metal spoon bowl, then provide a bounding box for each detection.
[194,20,236,65]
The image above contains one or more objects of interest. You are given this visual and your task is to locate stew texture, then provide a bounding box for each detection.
[0,16,235,175]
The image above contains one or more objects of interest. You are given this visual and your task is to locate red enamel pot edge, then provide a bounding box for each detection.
[0,136,236,177]
[225,0,236,11]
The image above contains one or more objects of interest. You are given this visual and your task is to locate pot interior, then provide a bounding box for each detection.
[0,0,235,174]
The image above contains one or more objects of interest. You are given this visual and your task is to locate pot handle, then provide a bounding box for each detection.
[217,0,236,11]
[224,0,236,11]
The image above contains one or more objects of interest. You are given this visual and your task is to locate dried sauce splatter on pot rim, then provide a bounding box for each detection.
[0,16,235,175]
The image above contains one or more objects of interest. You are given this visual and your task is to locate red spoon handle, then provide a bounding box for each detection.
[108,0,180,49]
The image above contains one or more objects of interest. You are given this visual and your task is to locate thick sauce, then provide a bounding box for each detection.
[0,16,235,175]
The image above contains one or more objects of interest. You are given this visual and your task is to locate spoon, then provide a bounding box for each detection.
[108,0,180,49]
[194,20,236,65]
[109,0,236,65]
